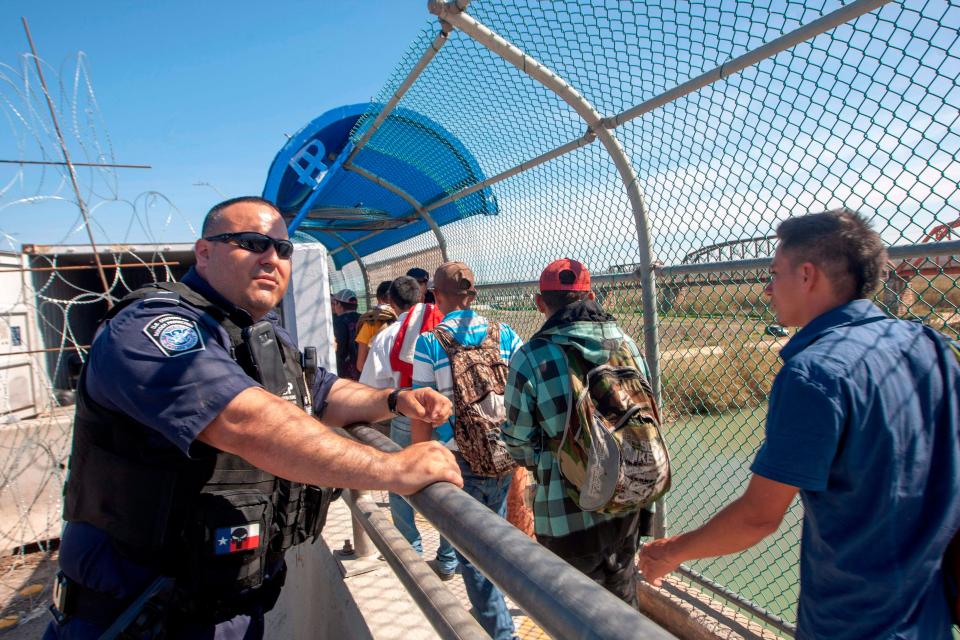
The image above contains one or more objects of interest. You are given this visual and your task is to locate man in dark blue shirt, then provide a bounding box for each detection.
[331,288,361,380]
[638,209,960,639]
[45,196,462,639]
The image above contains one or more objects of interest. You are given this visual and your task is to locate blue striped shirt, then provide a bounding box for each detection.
[412,309,522,443]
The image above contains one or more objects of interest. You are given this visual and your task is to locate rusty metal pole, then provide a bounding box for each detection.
[21,17,113,308]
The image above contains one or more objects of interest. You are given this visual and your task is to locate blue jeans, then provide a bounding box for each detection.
[388,419,457,573]
[456,455,516,640]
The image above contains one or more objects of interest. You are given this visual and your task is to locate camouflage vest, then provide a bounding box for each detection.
[433,322,516,477]
[553,339,671,514]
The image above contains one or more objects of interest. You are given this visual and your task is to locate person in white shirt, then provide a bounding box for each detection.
[355,280,397,374]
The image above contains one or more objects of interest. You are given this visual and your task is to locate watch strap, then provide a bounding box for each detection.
[388,387,409,416]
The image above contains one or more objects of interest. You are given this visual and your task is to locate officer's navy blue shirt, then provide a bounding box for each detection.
[751,299,960,640]
[45,268,338,640]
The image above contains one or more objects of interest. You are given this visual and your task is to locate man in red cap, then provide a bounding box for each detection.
[502,258,654,607]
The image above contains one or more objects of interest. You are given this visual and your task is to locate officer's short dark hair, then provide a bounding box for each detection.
[539,290,591,314]
[201,196,280,237]
[375,280,392,303]
[776,208,887,300]
[389,276,421,312]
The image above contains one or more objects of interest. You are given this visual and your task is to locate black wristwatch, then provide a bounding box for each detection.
[388,387,410,416]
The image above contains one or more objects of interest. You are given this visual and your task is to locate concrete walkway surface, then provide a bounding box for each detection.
[322,491,549,639]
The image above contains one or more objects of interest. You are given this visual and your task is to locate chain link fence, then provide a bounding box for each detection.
[327,0,960,633]
[0,0,956,634]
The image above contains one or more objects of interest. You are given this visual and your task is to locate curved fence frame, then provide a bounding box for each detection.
[313,0,960,634]
[313,0,895,544]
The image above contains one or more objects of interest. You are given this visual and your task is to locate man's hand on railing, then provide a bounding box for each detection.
[397,387,453,425]
[636,537,682,587]
[385,441,463,494]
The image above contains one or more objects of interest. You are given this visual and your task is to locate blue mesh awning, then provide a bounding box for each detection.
[263,103,497,269]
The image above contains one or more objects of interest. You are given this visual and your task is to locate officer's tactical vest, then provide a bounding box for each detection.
[64,282,334,617]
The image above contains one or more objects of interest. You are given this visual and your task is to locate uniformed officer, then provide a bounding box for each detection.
[44,196,462,639]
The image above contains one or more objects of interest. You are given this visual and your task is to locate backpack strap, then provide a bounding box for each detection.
[434,321,501,356]
[432,324,461,357]
[480,322,501,352]
[554,341,590,383]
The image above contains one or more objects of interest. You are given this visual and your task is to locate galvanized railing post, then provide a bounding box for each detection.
[347,489,378,558]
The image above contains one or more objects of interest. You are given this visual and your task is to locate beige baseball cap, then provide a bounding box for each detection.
[432,261,477,297]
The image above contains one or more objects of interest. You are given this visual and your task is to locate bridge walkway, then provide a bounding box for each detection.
[321,490,548,639]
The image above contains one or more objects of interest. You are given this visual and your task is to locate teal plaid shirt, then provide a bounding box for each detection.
[503,323,650,537]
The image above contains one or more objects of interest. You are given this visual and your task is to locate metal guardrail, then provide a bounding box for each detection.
[342,424,677,640]
[675,565,796,637]
[344,488,488,640]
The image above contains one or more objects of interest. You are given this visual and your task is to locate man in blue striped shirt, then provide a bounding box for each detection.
[411,261,522,640]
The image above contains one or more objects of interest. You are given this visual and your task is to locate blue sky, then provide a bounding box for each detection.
[2,0,957,272]
[0,2,434,249]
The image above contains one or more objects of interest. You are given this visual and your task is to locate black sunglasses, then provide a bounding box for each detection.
[204,232,294,259]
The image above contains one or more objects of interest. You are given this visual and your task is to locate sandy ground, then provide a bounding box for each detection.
[0,548,57,638]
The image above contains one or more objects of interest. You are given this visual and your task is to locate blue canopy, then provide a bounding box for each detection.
[263,103,497,269]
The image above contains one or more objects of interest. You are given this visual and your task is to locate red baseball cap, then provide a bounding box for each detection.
[539,258,591,292]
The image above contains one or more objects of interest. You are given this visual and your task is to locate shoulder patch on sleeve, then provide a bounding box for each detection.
[142,313,206,357]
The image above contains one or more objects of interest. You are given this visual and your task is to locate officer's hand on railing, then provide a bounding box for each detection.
[386,442,463,494]
[397,388,453,425]
[636,537,682,587]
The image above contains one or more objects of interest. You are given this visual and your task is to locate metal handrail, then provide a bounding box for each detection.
[342,424,677,640]
[674,565,796,636]
[343,488,488,640]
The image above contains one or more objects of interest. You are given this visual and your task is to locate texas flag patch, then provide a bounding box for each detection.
[214,523,260,555]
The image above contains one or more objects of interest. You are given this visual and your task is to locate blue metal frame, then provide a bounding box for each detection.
[263,103,498,269]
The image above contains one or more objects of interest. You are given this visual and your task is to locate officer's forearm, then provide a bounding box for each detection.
[199,387,393,489]
[320,378,392,426]
[410,419,432,444]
